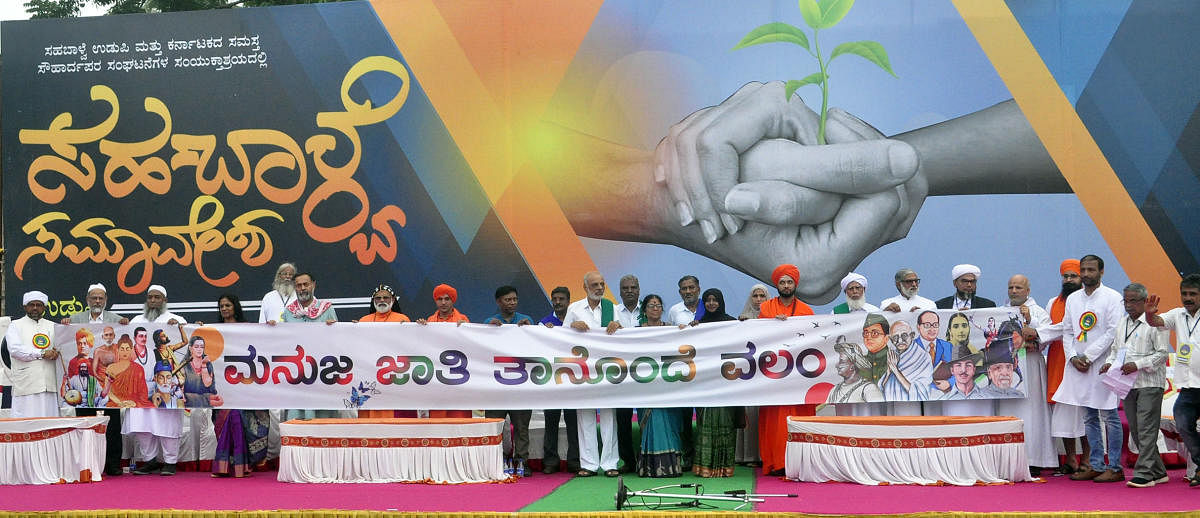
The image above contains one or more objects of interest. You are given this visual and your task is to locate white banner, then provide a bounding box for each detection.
[50,308,1030,409]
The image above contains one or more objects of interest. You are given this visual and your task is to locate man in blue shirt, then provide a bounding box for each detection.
[486,285,534,325]
[538,286,579,473]
[485,286,534,475]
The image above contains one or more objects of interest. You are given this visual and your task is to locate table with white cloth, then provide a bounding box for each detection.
[786,416,1035,486]
[0,416,109,484]
[278,418,506,483]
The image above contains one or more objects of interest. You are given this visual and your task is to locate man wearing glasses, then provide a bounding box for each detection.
[935,264,997,310]
[881,268,935,313]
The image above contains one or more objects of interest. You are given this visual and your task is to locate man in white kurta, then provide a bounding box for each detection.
[258,262,297,323]
[996,274,1057,472]
[6,291,60,417]
[564,271,623,477]
[127,284,188,476]
[1039,256,1124,482]
[880,268,936,313]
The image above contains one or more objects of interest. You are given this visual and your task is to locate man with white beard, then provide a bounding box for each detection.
[62,283,130,325]
[564,271,622,477]
[881,268,936,313]
[258,262,297,323]
[832,273,879,314]
[128,285,187,476]
[63,283,128,476]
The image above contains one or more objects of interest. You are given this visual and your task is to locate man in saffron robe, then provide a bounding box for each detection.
[417,284,471,418]
[1040,259,1089,473]
[757,264,815,476]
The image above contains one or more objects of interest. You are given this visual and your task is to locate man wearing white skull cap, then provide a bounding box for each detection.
[64,283,129,325]
[832,272,880,314]
[127,285,188,476]
[935,264,997,310]
[6,291,60,417]
[65,283,129,475]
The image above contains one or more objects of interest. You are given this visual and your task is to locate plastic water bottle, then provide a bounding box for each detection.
[504,458,513,476]
[515,458,526,478]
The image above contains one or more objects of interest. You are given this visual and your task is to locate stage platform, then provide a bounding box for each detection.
[3,465,1200,517]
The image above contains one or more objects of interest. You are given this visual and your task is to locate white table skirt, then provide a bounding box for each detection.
[786,416,1034,486]
[0,416,109,485]
[278,418,506,483]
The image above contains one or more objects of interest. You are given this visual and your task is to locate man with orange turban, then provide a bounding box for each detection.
[418,284,469,325]
[756,264,815,476]
[417,284,470,418]
[1042,259,1089,474]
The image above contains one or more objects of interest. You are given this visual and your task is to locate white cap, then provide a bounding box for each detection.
[23,291,48,305]
[87,283,106,294]
[951,264,981,281]
[840,272,868,292]
[147,284,167,298]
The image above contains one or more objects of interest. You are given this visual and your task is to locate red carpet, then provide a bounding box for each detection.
[0,470,572,513]
[754,468,1200,514]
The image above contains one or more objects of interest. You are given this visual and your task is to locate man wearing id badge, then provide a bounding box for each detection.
[1100,283,1170,487]
[1145,273,1200,486]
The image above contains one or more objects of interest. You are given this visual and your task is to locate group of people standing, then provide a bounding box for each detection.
[2,255,1199,491]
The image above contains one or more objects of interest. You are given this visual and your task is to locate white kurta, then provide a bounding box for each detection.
[1041,284,1123,410]
[996,348,1057,467]
[879,294,936,312]
[259,290,297,324]
[1006,298,1051,329]
[5,316,58,397]
[124,311,188,439]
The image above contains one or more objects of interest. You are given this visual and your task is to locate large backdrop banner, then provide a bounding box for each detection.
[53,308,1028,410]
[3,1,1195,325]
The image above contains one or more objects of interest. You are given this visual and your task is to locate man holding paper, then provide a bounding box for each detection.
[1100,283,1170,488]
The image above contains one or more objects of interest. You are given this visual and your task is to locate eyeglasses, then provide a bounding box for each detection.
[862,329,886,338]
[645,304,663,309]
[918,322,938,329]
[901,278,920,285]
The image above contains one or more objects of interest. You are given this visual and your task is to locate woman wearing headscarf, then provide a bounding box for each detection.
[738,284,770,321]
[636,295,684,477]
[690,289,742,477]
[735,284,768,467]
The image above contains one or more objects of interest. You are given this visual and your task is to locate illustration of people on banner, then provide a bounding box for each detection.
[59,324,222,409]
